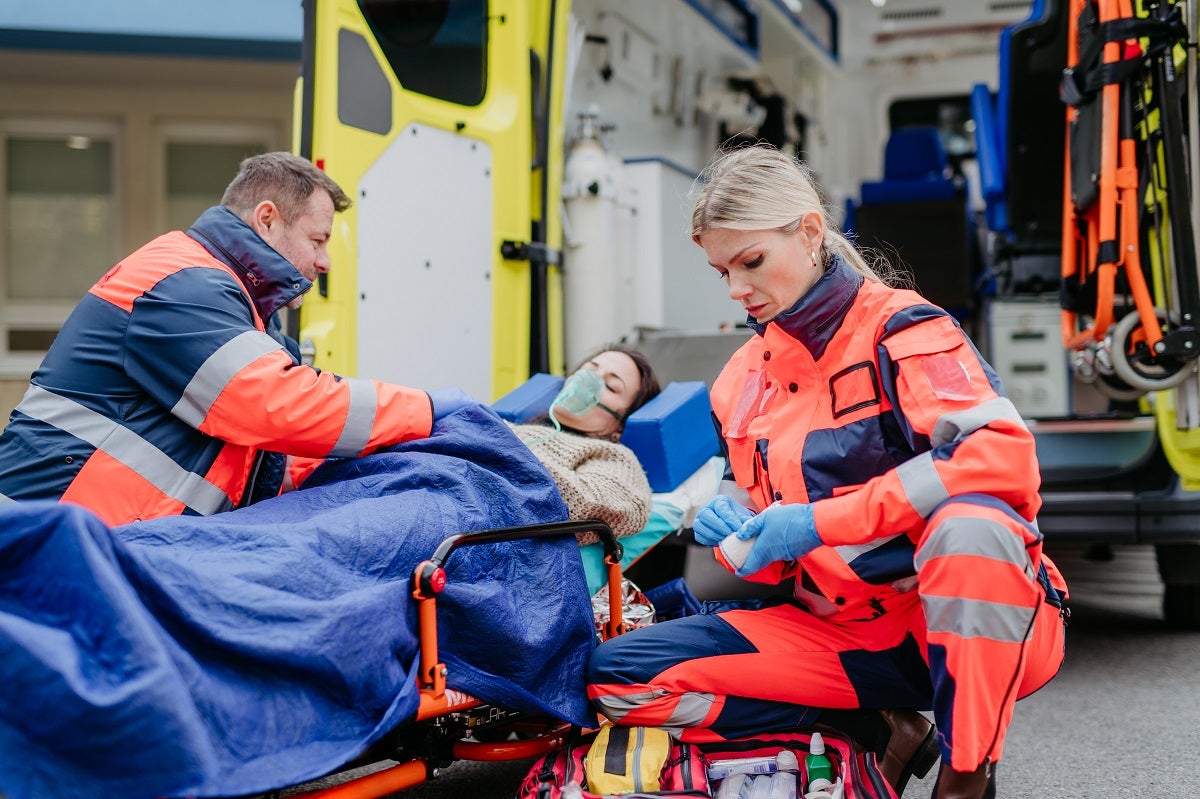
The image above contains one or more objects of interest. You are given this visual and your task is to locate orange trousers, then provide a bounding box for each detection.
[588,496,1068,771]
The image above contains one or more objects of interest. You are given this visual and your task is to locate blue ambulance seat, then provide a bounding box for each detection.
[493,374,722,593]
[859,128,958,204]
[850,127,978,319]
[970,0,1066,294]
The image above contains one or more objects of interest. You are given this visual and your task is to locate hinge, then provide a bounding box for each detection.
[500,240,562,266]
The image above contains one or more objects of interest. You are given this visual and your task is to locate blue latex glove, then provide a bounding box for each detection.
[692,495,754,546]
[427,388,480,421]
[733,502,821,577]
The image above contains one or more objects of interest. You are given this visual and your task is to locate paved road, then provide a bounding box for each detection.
[289,543,1200,799]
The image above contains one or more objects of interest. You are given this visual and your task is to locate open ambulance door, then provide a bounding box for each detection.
[295,0,568,400]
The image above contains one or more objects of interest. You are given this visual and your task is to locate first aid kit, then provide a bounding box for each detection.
[516,726,898,799]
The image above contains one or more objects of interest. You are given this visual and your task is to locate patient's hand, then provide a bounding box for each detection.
[691,494,754,546]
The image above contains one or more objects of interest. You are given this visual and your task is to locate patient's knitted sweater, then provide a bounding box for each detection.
[508,423,652,544]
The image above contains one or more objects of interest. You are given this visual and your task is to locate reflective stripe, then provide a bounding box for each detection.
[173,330,282,427]
[0,491,13,504]
[592,689,717,727]
[329,377,378,457]
[896,452,950,518]
[17,386,232,515]
[923,594,1036,643]
[281,458,297,493]
[930,397,1026,447]
[592,690,658,723]
[915,516,1035,579]
[665,693,719,727]
[834,533,907,565]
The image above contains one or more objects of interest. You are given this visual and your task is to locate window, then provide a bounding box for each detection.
[0,118,120,374]
[4,120,118,302]
[161,123,275,233]
[358,0,488,107]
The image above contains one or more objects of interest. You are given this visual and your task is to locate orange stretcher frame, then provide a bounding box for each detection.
[285,520,626,799]
[1061,0,1165,354]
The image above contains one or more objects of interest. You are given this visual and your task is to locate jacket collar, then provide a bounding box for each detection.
[186,206,311,320]
[748,254,863,357]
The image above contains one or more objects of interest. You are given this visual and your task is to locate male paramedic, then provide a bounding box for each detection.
[0,151,473,525]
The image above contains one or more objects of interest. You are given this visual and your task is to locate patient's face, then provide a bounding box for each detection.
[554,350,642,441]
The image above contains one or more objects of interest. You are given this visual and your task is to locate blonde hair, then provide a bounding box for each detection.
[690,145,902,286]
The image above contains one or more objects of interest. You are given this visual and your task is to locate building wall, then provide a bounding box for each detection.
[0,49,297,419]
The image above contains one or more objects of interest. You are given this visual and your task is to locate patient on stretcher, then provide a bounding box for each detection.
[508,344,662,543]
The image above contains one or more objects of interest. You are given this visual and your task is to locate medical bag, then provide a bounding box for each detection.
[515,725,899,798]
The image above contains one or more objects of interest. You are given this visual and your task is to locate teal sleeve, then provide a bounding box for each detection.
[581,509,678,595]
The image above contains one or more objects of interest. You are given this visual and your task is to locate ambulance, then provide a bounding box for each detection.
[294,0,1200,628]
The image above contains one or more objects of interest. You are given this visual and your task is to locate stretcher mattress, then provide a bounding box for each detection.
[0,406,596,799]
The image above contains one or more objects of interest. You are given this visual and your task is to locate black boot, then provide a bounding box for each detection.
[877,709,940,795]
[931,761,996,799]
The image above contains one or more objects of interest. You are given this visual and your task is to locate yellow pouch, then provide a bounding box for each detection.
[585,725,672,795]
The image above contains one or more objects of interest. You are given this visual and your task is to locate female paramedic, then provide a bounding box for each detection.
[508,344,662,544]
[586,146,1069,799]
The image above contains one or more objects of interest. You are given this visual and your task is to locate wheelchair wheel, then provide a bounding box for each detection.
[1108,309,1196,393]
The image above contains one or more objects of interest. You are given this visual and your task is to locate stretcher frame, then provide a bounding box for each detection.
[1061,0,1199,396]
[277,520,625,799]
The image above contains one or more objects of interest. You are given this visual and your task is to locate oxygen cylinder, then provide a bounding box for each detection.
[562,107,624,368]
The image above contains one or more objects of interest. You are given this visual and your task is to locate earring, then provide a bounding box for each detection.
[811,251,818,266]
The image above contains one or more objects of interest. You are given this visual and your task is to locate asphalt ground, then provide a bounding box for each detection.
[285,542,1200,799]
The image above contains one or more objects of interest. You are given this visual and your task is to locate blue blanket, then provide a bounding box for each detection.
[0,406,596,799]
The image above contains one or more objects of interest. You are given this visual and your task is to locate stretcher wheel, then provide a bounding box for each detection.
[1163,584,1200,630]
[1091,372,1146,402]
[1107,310,1195,393]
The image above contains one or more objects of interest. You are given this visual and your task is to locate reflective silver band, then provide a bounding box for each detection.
[329,377,378,458]
[281,457,297,493]
[173,330,282,428]
[834,533,908,565]
[915,516,1035,579]
[17,385,232,515]
[923,594,1036,644]
[0,491,13,504]
[930,396,1026,447]
[592,689,717,727]
[896,452,950,518]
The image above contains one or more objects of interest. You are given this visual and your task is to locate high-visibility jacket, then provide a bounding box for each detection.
[708,256,1063,617]
[0,206,432,525]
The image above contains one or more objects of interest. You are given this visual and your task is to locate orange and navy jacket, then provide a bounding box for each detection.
[709,256,1046,617]
[0,206,432,525]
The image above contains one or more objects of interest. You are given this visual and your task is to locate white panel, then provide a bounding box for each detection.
[625,159,745,333]
[987,299,1070,419]
[358,123,492,399]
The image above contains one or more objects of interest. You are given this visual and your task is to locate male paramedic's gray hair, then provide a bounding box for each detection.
[222,152,352,224]
[690,145,899,285]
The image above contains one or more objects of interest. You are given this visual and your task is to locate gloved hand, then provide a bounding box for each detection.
[427,388,481,421]
[692,494,754,546]
[733,502,821,577]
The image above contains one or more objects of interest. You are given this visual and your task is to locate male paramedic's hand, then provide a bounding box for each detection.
[733,502,820,577]
[427,388,481,421]
[692,494,754,546]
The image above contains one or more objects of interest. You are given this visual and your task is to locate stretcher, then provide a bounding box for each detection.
[0,379,720,799]
[276,382,722,798]
[1060,0,1197,399]
[281,519,630,799]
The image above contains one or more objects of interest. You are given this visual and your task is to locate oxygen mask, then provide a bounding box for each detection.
[547,368,622,431]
